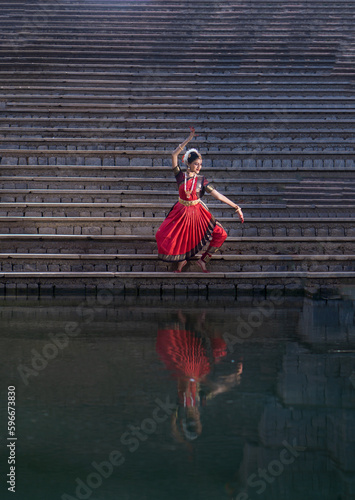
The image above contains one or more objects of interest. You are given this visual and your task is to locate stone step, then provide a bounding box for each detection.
[0,199,351,217]
[7,21,350,30]
[3,8,354,17]
[1,85,353,95]
[3,8,352,15]
[0,78,352,87]
[3,137,354,148]
[1,234,352,255]
[2,22,352,32]
[3,43,350,54]
[2,1,353,7]
[1,24,352,33]
[0,196,353,213]
[1,253,354,274]
[0,167,302,180]
[1,57,341,66]
[2,118,355,131]
[0,152,354,168]
[284,199,355,207]
[1,165,354,180]
[4,95,355,105]
[0,176,290,191]
[0,50,345,61]
[1,190,351,208]
[3,1,353,8]
[1,17,350,25]
[1,137,355,151]
[7,102,355,112]
[2,45,342,55]
[2,14,352,23]
[0,63,340,74]
[3,4,352,11]
[5,111,355,125]
[284,190,355,199]
[0,70,349,80]
[1,216,354,238]
[287,181,355,188]
[1,127,354,145]
[3,181,345,195]
[1,271,354,297]
[0,93,354,107]
[0,175,352,192]
[0,201,287,216]
[4,43,349,54]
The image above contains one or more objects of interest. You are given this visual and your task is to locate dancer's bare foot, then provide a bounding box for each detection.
[197,259,210,273]
[174,260,187,273]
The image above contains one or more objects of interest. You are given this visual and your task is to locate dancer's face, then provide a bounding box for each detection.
[188,158,202,175]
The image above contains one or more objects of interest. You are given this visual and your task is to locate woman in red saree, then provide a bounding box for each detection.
[155,127,244,272]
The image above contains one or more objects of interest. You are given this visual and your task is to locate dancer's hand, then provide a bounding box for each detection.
[189,126,196,139]
[235,206,244,223]
[174,126,196,156]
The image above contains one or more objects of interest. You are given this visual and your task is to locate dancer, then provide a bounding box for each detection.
[155,127,244,272]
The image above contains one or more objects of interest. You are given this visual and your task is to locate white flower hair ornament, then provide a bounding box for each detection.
[182,148,202,165]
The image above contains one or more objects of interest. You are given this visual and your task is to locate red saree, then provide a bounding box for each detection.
[155,166,226,262]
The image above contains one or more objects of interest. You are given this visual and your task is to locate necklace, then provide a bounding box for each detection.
[184,173,197,199]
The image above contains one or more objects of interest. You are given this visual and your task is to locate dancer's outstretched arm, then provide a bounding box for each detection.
[171,127,196,168]
[210,189,244,223]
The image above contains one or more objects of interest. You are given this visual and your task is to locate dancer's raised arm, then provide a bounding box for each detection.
[210,189,244,223]
[171,126,196,168]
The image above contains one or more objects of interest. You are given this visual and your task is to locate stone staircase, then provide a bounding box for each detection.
[0,0,354,296]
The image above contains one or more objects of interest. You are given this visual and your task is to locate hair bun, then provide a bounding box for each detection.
[182,148,201,165]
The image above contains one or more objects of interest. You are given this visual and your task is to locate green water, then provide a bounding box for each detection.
[0,291,354,500]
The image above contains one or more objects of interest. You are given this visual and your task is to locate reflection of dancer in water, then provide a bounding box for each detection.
[156,311,243,444]
[155,127,244,273]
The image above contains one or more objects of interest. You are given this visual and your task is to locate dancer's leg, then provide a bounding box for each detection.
[174,259,187,273]
[197,223,227,272]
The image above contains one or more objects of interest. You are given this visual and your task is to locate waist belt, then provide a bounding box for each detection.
[179,198,200,207]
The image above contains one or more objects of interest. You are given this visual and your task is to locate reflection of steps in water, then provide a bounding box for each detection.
[0,297,303,337]
[339,285,355,303]
[276,343,354,474]
[298,297,355,346]
[1,295,354,497]
[232,340,355,499]
[277,342,354,409]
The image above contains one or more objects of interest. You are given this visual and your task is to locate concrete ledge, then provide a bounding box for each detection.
[1,234,353,242]
[4,271,355,279]
[1,253,353,274]
[1,253,353,261]
[0,271,353,298]
[1,215,354,224]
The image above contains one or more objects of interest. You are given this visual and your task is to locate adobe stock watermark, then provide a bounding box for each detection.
[17,289,114,386]
[61,395,177,500]
[235,439,306,500]
[223,288,284,351]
